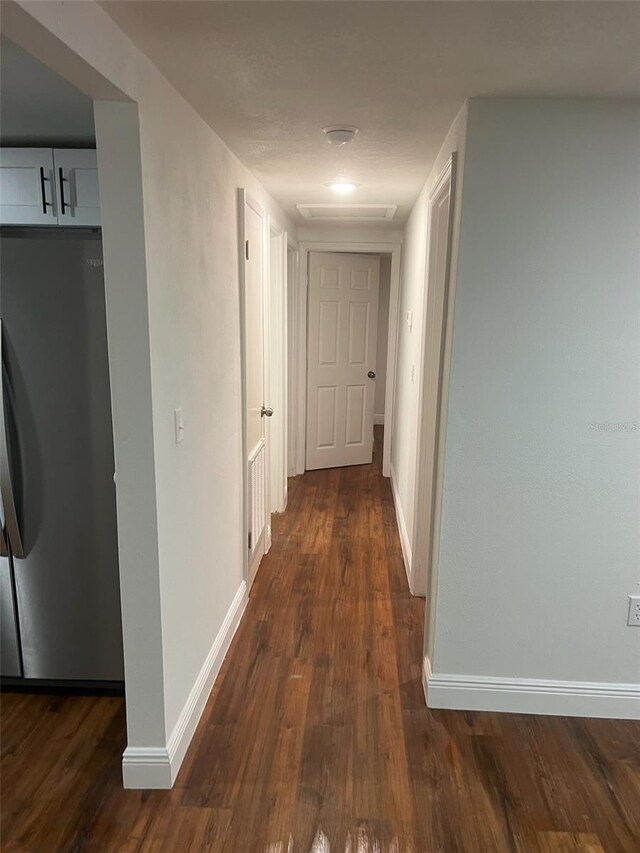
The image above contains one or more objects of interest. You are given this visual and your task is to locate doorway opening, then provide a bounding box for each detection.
[0,12,171,786]
[0,38,123,688]
[292,241,402,478]
[305,251,382,471]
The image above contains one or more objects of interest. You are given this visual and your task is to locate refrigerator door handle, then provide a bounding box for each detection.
[0,519,8,558]
[0,322,25,558]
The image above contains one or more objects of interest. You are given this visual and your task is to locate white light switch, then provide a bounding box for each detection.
[174,407,184,444]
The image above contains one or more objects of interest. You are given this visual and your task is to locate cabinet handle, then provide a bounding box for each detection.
[39,167,52,214]
[58,167,70,215]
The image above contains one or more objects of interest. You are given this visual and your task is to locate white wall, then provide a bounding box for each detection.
[6,0,297,783]
[0,36,96,145]
[374,257,391,421]
[298,226,404,244]
[431,99,640,700]
[390,105,468,584]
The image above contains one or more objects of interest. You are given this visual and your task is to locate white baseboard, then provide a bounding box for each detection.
[122,580,248,789]
[373,413,385,425]
[389,464,412,589]
[422,657,640,720]
[121,746,173,789]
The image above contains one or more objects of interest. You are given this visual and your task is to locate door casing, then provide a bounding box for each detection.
[286,237,299,477]
[412,153,457,618]
[268,218,287,515]
[306,251,380,470]
[295,241,402,479]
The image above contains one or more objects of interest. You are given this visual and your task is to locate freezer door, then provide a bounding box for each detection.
[0,231,124,681]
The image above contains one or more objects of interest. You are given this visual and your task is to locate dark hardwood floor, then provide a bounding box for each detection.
[2,428,639,851]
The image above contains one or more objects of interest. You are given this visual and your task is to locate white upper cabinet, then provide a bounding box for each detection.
[0,148,58,225]
[1,148,100,227]
[54,149,100,227]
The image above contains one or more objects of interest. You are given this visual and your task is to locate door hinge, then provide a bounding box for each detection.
[245,240,249,261]
[248,531,252,550]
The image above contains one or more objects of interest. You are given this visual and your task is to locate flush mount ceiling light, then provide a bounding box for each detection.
[323,126,359,146]
[328,181,358,194]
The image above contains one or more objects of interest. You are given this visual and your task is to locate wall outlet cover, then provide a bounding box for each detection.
[174,407,184,444]
[627,595,640,627]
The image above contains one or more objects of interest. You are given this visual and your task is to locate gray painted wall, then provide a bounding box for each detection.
[1,37,95,145]
[432,98,640,685]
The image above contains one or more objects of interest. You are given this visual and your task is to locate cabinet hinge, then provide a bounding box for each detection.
[245,240,249,261]
[248,531,252,550]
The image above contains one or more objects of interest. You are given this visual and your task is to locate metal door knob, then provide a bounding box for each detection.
[367,371,376,379]
[261,406,274,417]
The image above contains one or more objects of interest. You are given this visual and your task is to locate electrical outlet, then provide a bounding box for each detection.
[627,595,640,627]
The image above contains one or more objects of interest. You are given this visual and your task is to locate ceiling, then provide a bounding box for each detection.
[0,37,96,146]
[102,1,640,227]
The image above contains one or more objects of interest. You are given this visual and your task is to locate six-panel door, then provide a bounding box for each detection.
[306,252,380,470]
[243,196,268,584]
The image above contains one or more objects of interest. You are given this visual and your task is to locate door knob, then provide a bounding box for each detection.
[367,371,376,379]
[261,406,274,417]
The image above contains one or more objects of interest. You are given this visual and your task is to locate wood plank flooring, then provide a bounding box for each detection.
[2,428,639,851]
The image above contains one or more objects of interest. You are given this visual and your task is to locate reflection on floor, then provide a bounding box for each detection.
[2,427,639,851]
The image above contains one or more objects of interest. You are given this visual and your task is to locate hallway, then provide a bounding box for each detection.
[1,429,639,851]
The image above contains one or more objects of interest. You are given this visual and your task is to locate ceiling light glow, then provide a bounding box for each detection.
[329,182,357,194]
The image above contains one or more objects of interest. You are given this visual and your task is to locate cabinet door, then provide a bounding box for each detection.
[0,148,57,225]
[54,149,101,227]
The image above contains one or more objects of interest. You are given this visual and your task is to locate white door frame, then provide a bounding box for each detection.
[237,188,271,588]
[412,153,457,605]
[286,235,300,478]
[268,217,287,515]
[296,241,402,477]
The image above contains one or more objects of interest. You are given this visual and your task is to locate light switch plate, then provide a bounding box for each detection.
[174,407,184,444]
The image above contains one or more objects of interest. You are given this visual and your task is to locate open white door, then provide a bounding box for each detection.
[413,154,456,599]
[306,252,380,470]
[242,194,270,586]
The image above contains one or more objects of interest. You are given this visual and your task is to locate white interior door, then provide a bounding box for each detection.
[413,156,456,599]
[306,252,380,470]
[243,196,269,585]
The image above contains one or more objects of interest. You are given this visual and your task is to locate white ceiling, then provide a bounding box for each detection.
[101,1,640,227]
[0,37,96,146]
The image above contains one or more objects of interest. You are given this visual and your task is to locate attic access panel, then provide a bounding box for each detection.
[296,203,397,221]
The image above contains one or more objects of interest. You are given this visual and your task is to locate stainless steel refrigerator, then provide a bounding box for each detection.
[0,228,124,683]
